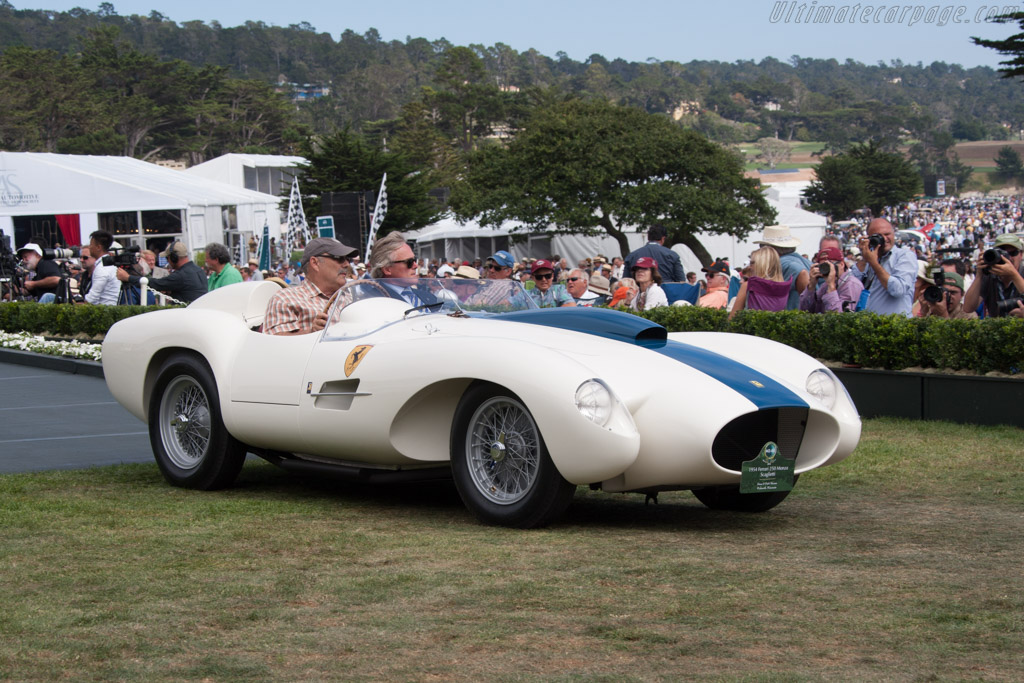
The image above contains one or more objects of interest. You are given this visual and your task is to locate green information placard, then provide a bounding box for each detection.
[740,441,795,494]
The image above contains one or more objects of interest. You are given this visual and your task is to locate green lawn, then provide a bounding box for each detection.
[1,418,1021,680]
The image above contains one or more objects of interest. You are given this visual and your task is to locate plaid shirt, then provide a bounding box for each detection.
[263,280,330,335]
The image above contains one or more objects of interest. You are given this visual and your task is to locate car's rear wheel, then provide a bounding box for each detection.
[451,383,575,528]
[149,354,246,490]
[691,476,798,512]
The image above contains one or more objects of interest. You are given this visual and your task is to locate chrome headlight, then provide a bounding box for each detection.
[805,368,837,409]
[575,379,614,427]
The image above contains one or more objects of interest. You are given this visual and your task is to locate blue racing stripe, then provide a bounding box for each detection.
[641,339,807,410]
[495,308,807,410]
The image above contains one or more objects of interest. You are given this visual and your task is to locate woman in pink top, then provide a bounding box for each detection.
[729,247,792,319]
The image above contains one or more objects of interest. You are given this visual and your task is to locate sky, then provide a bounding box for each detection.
[8,0,1022,69]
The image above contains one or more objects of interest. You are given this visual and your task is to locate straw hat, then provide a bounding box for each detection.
[754,225,801,248]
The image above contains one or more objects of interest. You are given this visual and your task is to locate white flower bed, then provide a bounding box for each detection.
[0,331,102,362]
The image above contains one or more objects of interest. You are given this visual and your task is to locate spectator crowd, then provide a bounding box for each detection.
[7,195,1023,321]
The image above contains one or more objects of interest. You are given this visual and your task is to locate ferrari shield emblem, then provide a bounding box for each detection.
[345,345,373,377]
[739,441,795,494]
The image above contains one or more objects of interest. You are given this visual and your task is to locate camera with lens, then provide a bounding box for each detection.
[818,262,830,278]
[982,247,1009,274]
[868,233,885,251]
[102,245,141,268]
[994,296,1023,316]
[41,247,80,260]
[922,269,948,305]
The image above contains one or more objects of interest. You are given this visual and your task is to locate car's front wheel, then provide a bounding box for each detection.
[691,476,798,513]
[451,383,575,528]
[148,354,246,490]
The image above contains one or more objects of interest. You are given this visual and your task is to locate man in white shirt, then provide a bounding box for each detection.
[85,230,121,306]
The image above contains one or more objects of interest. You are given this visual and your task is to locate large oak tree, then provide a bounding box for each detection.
[450,99,775,262]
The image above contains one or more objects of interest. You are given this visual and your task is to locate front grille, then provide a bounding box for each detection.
[711,407,808,471]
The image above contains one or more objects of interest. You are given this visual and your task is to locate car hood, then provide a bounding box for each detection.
[492,307,807,410]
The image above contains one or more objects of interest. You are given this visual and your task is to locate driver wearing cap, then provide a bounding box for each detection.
[263,237,358,335]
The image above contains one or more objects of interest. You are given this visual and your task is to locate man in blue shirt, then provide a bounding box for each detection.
[853,218,917,316]
[624,225,685,282]
[527,259,575,307]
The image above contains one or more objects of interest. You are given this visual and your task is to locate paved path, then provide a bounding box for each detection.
[0,361,152,474]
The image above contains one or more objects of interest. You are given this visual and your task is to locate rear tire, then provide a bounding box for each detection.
[451,382,575,528]
[148,354,246,490]
[692,476,798,513]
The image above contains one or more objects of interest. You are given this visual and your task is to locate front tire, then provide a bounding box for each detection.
[691,476,798,512]
[451,383,575,528]
[148,354,246,490]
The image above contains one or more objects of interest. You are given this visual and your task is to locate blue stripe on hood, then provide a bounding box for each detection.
[493,307,807,410]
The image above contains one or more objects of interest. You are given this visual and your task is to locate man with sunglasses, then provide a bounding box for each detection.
[963,233,1024,318]
[264,237,357,335]
[484,250,515,281]
[527,259,575,308]
[366,231,436,307]
[566,268,599,306]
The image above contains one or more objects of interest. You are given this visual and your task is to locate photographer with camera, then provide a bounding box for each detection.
[799,246,863,313]
[16,243,62,302]
[83,230,120,306]
[116,241,206,303]
[963,233,1024,318]
[917,270,977,319]
[854,218,918,316]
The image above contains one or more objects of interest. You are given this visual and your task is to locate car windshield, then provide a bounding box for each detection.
[322,277,538,340]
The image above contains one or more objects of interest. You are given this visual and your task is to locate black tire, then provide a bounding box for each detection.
[148,353,246,490]
[691,475,798,512]
[451,382,576,528]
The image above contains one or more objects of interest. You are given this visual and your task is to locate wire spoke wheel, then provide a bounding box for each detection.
[466,396,541,505]
[158,375,212,470]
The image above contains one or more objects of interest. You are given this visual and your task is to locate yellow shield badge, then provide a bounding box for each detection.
[345,345,373,377]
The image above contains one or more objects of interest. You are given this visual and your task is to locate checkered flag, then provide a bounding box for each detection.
[284,176,309,261]
[364,173,388,263]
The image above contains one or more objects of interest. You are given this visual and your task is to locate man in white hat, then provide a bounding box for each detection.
[754,225,810,310]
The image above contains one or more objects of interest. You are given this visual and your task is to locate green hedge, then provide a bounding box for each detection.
[2,301,1022,375]
[0,302,168,338]
[631,307,1024,375]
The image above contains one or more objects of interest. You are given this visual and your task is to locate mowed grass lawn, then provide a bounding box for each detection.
[1,418,1021,681]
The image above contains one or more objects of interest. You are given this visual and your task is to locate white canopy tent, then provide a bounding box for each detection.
[185,153,306,196]
[0,153,283,257]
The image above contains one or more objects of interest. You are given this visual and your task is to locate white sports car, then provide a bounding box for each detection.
[102,278,861,528]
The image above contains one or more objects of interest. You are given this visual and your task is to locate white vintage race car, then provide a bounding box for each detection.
[103,278,861,528]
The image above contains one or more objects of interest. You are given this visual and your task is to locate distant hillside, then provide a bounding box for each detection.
[3,2,1024,147]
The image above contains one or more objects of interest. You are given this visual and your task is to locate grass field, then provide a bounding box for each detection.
[1,418,1022,681]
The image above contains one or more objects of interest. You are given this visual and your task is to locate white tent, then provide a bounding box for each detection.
[0,152,283,256]
[185,153,306,196]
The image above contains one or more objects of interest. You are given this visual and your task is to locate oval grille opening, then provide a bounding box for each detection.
[711,408,808,471]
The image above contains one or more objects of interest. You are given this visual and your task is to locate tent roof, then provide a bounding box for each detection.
[186,153,306,177]
[0,152,281,217]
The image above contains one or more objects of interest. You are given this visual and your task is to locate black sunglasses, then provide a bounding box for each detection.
[534,272,554,280]
[317,254,349,264]
[486,264,506,271]
[391,257,417,269]
[566,276,582,282]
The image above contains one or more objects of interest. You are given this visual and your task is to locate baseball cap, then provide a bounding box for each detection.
[816,247,843,263]
[487,250,515,268]
[162,242,188,260]
[17,242,42,257]
[941,271,965,291]
[701,259,729,276]
[993,233,1023,250]
[300,237,358,268]
[531,259,555,274]
[633,256,658,270]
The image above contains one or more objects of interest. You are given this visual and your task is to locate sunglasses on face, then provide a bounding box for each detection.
[486,264,506,271]
[566,276,582,282]
[391,257,417,269]
[318,254,348,265]
[534,272,554,280]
